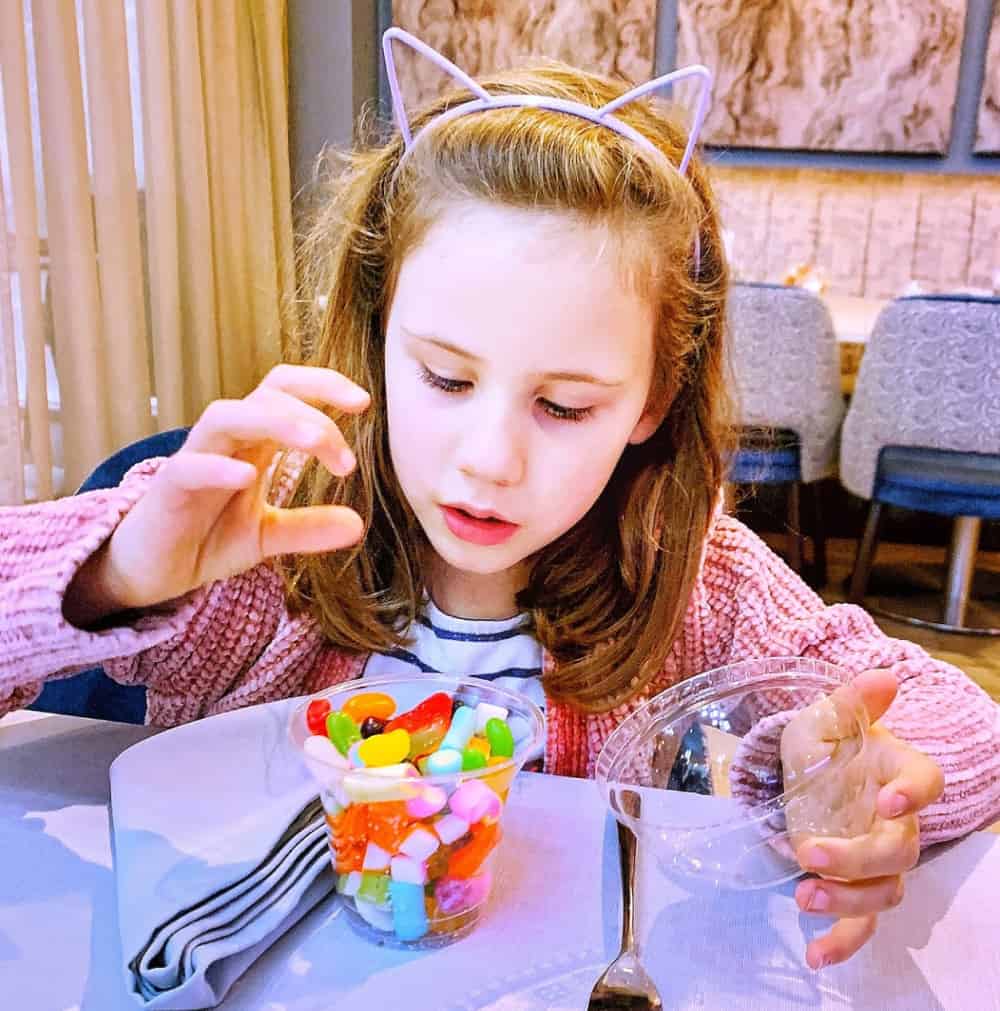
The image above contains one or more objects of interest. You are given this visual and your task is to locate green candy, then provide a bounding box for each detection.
[461,747,488,771]
[326,710,361,756]
[485,717,514,758]
[357,872,390,905]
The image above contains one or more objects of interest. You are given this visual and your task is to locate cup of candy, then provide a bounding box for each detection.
[289,675,545,947]
[595,658,871,890]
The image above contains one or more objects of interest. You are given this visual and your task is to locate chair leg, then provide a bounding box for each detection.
[786,481,803,573]
[943,516,981,628]
[849,501,883,604]
[808,481,828,589]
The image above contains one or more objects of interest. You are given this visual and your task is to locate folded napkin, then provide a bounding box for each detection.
[109,697,334,1009]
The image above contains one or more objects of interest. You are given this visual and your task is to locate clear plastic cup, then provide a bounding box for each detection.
[289,675,544,948]
[595,658,871,889]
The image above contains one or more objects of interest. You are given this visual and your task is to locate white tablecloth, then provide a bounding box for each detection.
[2,710,998,1010]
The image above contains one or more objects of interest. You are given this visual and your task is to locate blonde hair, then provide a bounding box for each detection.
[281,64,732,712]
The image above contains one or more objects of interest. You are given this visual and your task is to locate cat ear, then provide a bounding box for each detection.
[597,65,713,175]
[382,27,490,149]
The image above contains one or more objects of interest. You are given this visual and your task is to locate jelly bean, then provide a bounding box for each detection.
[390,854,427,885]
[424,748,463,776]
[449,778,502,822]
[357,871,390,905]
[389,880,428,941]
[358,728,410,767]
[474,702,508,734]
[386,691,452,734]
[326,711,361,756]
[360,716,386,738]
[440,705,476,752]
[448,821,501,879]
[399,826,440,861]
[467,736,491,758]
[306,697,332,736]
[461,747,487,771]
[433,813,471,845]
[342,691,397,725]
[355,896,394,932]
[434,870,493,914]
[485,717,515,758]
[347,741,365,768]
[405,784,447,819]
[362,840,392,871]
[367,801,417,852]
[336,870,362,897]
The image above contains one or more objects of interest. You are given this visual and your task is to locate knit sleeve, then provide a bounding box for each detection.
[0,459,283,723]
[715,517,1000,846]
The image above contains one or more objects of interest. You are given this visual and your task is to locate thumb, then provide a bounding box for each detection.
[850,668,898,725]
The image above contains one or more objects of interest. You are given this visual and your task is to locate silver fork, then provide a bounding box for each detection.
[587,790,663,1011]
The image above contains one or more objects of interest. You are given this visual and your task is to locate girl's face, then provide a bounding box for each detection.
[384,201,660,617]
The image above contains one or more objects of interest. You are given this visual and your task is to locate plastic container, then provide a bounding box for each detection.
[289,675,545,947]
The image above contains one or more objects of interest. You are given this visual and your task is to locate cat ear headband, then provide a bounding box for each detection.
[381,27,713,272]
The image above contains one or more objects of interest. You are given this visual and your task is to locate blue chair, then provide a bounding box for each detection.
[726,283,846,586]
[840,295,1000,634]
[27,427,191,722]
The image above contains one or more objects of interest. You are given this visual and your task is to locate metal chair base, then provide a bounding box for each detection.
[850,506,1000,636]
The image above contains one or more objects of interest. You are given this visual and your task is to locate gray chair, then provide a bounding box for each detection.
[727,283,846,584]
[840,295,1000,635]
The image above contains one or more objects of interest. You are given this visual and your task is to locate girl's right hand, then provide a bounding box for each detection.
[65,365,370,624]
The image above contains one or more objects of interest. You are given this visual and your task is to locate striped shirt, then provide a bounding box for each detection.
[363,599,546,761]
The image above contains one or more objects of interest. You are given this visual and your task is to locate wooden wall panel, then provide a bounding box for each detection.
[977,6,1000,152]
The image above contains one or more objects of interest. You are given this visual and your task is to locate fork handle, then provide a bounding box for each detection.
[616,816,639,952]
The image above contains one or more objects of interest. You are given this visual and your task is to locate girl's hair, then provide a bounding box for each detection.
[282,64,732,713]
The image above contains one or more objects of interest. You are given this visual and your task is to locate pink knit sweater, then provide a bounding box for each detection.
[2,459,998,846]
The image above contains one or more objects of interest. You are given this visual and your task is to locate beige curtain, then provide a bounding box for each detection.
[0,0,294,503]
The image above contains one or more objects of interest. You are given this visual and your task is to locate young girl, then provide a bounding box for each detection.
[2,34,998,975]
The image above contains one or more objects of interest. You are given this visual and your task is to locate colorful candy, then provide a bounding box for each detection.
[302,686,526,945]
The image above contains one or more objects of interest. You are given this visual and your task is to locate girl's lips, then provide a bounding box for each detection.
[440,505,519,546]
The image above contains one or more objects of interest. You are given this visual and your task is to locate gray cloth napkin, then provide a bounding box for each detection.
[108,698,334,1009]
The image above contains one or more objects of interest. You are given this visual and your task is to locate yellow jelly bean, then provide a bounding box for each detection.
[467,736,491,759]
[342,691,397,725]
[358,728,410,767]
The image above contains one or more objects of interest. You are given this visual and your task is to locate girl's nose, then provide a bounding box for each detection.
[455,402,525,487]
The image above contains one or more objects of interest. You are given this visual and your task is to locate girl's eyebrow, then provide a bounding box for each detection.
[402,328,624,387]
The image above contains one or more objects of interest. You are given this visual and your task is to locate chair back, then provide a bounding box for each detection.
[839,295,1000,500]
[727,282,845,483]
[28,427,190,723]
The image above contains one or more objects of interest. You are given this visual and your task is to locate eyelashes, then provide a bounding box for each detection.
[418,364,594,423]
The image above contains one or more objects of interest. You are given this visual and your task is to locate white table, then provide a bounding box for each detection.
[3,710,999,1010]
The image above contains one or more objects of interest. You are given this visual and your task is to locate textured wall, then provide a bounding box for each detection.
[677,0,966,153]
[977,5,1000,152]
[390,0,656,108]
[713,166,1000,297]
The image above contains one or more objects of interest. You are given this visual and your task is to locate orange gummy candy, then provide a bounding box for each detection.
[366,801,416,853]
[447,821,501,879]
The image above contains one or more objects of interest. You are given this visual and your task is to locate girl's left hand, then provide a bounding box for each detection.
[780,669,945,971]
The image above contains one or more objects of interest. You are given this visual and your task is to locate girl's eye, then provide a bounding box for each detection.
[419,364,470,394]
[539,399,594,423]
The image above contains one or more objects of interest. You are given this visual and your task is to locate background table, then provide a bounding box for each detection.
[2,709,998,1010]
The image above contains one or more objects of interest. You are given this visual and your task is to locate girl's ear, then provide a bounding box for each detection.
[628,402,669,445]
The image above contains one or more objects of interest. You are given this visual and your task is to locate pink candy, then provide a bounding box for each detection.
[448,779,501,823]
[435,871,493,915]
[405,783,447,819]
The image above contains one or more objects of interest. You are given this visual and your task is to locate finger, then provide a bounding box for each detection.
[159,452,258,492]
[184,394,355,476]
[806,914,878,970]
[851,668,898,725]
[259,363,370,412]
[876,746,945,820]
[796,874,904,919]
[798,816,919,880]
[259,503,365,558]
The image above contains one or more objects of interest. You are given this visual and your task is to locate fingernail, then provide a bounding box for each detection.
[804,846,830,870]
[808,888,830,912]
[339,448,356,473]
[887,792,908,817]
